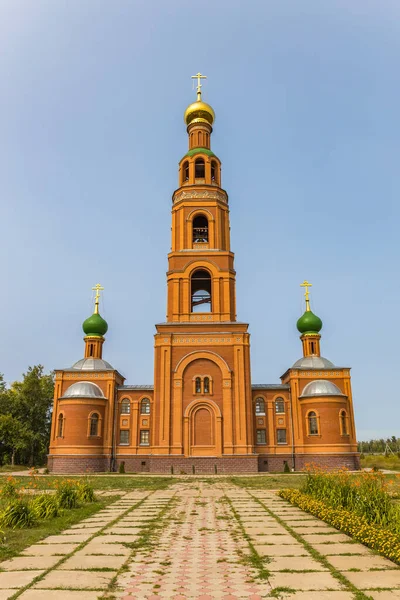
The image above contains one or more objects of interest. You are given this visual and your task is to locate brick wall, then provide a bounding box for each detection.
[116,455,259,474]
[258,453,360,472]
[48,455,109,473]
[49,452,360,474]
[295,453,361,471]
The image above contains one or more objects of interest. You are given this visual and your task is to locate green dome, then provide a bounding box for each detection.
[297,310,322,335]
[82,312,108,337]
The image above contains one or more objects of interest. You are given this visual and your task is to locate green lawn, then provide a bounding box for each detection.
[2,475,175,492]
[360,453,400,471]
[229,474,306,489]
[0,465,30,473]
[0,496,118,561]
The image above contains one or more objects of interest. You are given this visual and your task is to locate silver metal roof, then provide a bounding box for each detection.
[118,385,154,390]
[71,358,114,371]
[60,381,106,399]
[252,384,290,390]
[300,379,346,398]
[292,356,335,369]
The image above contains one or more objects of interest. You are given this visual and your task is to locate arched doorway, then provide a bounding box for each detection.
[184,400,222,456]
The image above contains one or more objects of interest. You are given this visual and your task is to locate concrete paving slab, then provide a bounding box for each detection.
[19,591,102,600]
[268,556,328,571]
[0,556,60,571]
[252,534,301,544]
[346,570,400,588]
[75,543,130,556]
[98,534,137,543]
[0,571,44,589]
[301,533,353,543]
[312,542,371,554]
[33,570,114,589]
[269,571,341,590]
[369,593,400,599]
[285,593,354,599]
[329,555,399,571]
[40,534,91,544]
[59,554,126,570]
[21,544,79,556]
[0,592,18,600]
[254,544,309,556]
[104,527,139,535]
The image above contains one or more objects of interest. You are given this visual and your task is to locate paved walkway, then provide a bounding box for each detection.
[0,483,400,599]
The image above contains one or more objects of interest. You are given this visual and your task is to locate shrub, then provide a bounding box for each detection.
[302,465,400,531]
[0,476,20,499]
[0,499,36,529]
[119,461,125,474]
[283,462,291,473]
[55,480,79,509]
[76,481,95,503]
[31,494,59,520]
[43,467,50,475]
[279,488,400,565]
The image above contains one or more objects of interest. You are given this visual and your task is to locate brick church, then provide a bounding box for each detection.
[48,76,359,474]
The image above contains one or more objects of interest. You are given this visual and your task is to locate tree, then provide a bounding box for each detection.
[0,414,29,465]
[0,366,54,466]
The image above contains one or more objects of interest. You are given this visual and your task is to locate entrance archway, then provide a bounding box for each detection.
[184,399,222,457]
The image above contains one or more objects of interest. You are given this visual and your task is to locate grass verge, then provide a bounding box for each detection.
[1,475,176,492]
[251,493,374,600]
[0,495,119,561]
[224,495,270,580]
[229,475,305,490]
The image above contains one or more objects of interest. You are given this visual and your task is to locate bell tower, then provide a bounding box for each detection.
[152,74,257,470]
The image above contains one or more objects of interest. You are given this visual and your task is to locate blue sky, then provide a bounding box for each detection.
[0,0,399,441]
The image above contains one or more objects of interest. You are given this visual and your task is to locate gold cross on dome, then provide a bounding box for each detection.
[191,72,207,100]
[300,280,312,312]
[92,283,104,314]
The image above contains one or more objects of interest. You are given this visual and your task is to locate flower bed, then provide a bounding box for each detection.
[278,488,400,565]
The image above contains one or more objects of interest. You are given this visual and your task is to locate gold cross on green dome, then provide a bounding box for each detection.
[92,283,104,315]
[300,280,312,312]
[191,72,207,100]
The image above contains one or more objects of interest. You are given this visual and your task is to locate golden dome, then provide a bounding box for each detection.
[184,100,215,127]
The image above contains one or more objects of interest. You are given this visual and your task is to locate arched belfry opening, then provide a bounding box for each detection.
[182,160,189,183]
[192,214,209,243]
[195,158,205,179]
[191,269,212,312]
[211,160,218,184]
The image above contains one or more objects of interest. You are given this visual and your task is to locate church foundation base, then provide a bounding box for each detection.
[117,455,259,474]
[258,453,360,472]
[48,455,110,474]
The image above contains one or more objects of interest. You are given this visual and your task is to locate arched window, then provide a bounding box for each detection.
[140,398,150,415]
[57,413,64,437]
[195,377,202,394]
[204,377,210,394]
[89,413,99,437]
[211,160,218,183]
[193,214,209,243]
[308,411,319,435]
[183,161,189,182]
[121,399,130,415]
[255,398,265,415]
[195,158,205,178]
[191,269,212,312]
[275,398,285,414]
[340,410,348,435]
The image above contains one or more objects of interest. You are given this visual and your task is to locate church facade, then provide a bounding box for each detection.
[48,79,359,474]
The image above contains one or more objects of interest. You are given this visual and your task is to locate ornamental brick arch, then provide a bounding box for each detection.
[172,351,233,456]
[183,398,222,456]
